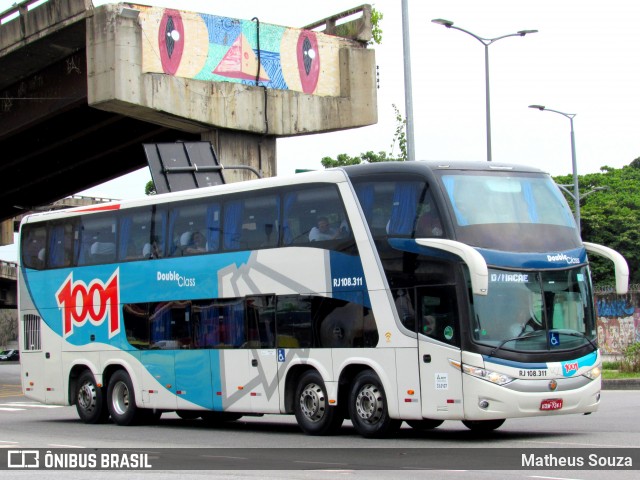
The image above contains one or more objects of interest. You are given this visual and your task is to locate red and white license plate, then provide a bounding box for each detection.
[540,398,563,411]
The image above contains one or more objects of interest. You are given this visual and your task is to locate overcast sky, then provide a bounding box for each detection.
[1,0,639,259]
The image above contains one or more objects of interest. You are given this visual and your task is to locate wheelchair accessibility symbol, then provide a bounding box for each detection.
[549,331,560,347]
[277,348,286,362]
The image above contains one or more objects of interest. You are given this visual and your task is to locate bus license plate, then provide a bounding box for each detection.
[540,398,563,411]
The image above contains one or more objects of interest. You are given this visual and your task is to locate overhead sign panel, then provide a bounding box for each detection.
[144,141,226,194]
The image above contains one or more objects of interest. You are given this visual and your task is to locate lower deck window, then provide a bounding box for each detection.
[123,294,377,350]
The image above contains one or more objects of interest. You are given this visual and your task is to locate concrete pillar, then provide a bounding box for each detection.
[201,130,276,183]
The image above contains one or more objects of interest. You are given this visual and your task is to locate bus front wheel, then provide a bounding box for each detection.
[107,370,139,426]
[348,370,401,438]
[294,370,343,435]
[462,419,505,431]
[75,370,109,424]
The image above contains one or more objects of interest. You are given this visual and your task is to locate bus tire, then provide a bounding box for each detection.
[462,419,505,431]
[294,370,343,436]
[107,370,139,426]
[406,419,444,430]
[348,370,401,438]
[75,370,109,424]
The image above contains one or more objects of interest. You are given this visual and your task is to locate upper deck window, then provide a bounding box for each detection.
[442,174,575,227]
[352,179,443,239]
[439,172,581,251]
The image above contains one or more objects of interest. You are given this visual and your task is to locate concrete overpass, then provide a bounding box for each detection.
[0,0,378,241]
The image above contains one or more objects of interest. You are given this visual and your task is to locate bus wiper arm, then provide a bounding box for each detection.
[557,330,599,351]
[489,330,546,357]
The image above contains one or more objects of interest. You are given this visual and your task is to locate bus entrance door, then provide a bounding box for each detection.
[416,287,464,420]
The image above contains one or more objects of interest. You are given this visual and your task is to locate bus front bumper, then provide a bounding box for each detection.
[461,374,601,420]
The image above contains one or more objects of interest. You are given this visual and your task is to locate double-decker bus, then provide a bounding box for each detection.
[18,161,628,437]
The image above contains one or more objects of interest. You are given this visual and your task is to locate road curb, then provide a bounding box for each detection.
[602,378,640,390]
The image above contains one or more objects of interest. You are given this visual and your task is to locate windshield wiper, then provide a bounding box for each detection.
[555,330,599,351]
[489,330,546,357]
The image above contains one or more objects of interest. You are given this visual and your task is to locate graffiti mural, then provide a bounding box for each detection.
[596,294,640,355]
[137,5,349,96]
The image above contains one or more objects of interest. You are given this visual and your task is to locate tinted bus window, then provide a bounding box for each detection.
[353,179,442,239]
[78,215,117,265]
[276,294,378,348]
[282,185,353,252]
[21,224,47,269]
[223,194,279,251]
[169,202,210,256]
[118,207,167,261]
[48,222,78,268]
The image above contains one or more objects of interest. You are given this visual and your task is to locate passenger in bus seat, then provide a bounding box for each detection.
[184,231,207,254]
[309,216,340,241]
[170,231,192,256]
[142,239,162,259]
[90,241,115,259]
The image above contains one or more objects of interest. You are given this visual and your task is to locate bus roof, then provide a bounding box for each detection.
[20,168,350,225]
[20,161,549,226]
[341,160,548,177]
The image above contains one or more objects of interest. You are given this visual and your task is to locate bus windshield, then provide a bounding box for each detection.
[440,172,581,251]
[471,266,596,352]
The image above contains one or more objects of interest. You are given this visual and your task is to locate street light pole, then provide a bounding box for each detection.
[432,19,537,162]
[401,0,416,161]
[529,105,581,232]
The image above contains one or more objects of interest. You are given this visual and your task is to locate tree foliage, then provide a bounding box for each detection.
[145,180,156,196]
[554,159,640,287]
[321,104,407,168]
[370,8,383,45]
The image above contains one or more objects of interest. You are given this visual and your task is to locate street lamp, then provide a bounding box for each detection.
[432,19,537,162]
[528,105,581,232]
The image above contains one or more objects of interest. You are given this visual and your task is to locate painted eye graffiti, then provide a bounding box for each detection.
[302,36,314,75]
[159,9,184,75]
[165,16,177,58]
[296,32,319,93]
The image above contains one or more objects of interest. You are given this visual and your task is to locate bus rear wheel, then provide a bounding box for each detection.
[348,370,401,438]
[75,370,109,424]
[462,419,505,431]
[294,370,343,435]
[107,370,139,426]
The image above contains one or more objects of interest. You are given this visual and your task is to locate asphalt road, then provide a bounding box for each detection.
[1,363,639,479]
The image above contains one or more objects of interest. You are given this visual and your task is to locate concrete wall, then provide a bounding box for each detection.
[86,3,377,180]
[0,308,17,348]
[596,290,640,356]
[87,3,377,134]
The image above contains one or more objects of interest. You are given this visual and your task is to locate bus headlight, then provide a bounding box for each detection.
[583,365,602,380]
[449,359,514,385]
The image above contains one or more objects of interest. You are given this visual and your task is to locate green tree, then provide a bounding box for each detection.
[554,159,640,287]
[321,104,407,168]
[370,8,383,45]
[145,180,156,196]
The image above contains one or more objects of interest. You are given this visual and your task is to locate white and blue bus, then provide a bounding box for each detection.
[18,161,628,437]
